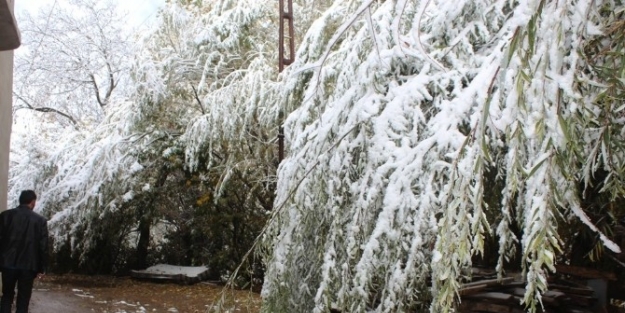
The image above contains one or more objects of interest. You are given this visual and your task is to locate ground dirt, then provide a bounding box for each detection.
[28,274,261,313]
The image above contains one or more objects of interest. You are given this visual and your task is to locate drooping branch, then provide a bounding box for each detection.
[13,92,79,128]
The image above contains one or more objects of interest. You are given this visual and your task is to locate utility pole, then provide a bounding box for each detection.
[278,0,295,162]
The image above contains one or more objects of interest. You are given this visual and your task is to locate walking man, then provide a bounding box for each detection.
[0,190,49,313]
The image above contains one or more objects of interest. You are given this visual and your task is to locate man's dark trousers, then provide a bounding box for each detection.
[1,268,36,313]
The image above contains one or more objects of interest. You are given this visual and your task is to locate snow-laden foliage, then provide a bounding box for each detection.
[9,0,133,219]
[9,0,625,310]
[132,0,283,183]
[12,0,311,274]
[13,0,131,128]
[260,0,625,312]
[32,100,156,261]
[131,0,335,239]
[8,121,67,207]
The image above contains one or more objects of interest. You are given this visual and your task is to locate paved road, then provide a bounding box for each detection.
[29,289,93,313]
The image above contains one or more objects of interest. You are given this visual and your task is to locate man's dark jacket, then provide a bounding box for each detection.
[0,205,49,273]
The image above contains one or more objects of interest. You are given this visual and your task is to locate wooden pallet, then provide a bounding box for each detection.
[457,270,600,313]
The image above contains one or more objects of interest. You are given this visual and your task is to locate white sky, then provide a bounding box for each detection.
[14,0,166,29]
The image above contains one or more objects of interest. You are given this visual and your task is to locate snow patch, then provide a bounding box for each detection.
[135,264,209,278]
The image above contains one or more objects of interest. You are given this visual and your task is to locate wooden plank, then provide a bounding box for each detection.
[543,290,566,299]
[471,267,497,278]
[459,301,512,313]
[556,264,617,281]
[461,277,515,289]
[550,284,595,296]
[509,289,562,308]
[465,292,515,303]
[540,295,559,307]
[459,284,487,296]
[500,281,528,288]
[566,295,597,307]
[549,277,588,288]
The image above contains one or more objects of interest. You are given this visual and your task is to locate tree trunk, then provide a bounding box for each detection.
[135,216,151,270]
[135,168,168,269]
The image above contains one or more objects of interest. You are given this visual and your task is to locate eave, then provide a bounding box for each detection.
[0,0,20,51]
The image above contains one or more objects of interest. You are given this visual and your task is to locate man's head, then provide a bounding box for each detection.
[19,190,37,209]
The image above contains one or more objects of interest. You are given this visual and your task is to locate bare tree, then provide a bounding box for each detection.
[13,0,132,128]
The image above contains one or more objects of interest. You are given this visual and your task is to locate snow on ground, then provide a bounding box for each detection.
[135,264,209,277]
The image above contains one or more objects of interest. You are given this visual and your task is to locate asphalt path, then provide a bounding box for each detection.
[27,289,92,313]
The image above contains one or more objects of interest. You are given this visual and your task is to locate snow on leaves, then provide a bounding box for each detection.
[261,0,624,312]
[9,0,625,312]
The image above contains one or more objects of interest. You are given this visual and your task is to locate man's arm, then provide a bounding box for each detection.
[39,220,49,274]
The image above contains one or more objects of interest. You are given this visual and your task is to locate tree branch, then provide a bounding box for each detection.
[13,92,80,128]
[191,85,206,115]
[103,60,116,107]
[89,73,105,108]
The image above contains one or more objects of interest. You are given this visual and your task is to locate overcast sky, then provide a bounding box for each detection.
[15,0,166,29]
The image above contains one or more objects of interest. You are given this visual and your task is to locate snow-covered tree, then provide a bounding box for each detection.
[9,0,133,210]
[13,0,131,128]
[20,0,287,275]
[9,0,625,310]
[260,0,625,312]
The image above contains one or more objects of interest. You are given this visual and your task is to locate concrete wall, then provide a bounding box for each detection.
[0,50,13,212]
[1,0,18,212]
